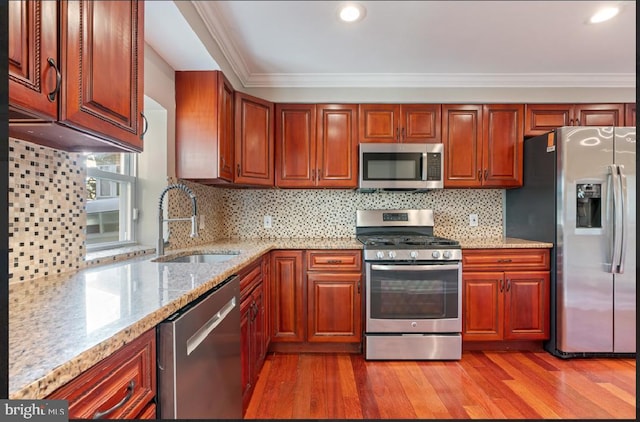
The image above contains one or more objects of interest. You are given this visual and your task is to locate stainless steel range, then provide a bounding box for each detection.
[356,209,462,360]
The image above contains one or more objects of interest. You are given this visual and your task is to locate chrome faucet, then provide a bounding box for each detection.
[157,183,198,256]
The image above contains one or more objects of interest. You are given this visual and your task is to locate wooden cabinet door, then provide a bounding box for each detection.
[8,0,58,121]
[307,272,361,343]
[504,271,550,340]
[261,253,272,350]
[442,104,483,187]
[625,103,636,126]
[462,272,504,341]
[400,104,442,143]
[240,296,252,404]
[218,72,235,181]
[59,0,144,151]
[524,104,573,136]
[574,104,624,127]
[482,104,524,188]
[270,251,305,342]
[235,92,274,186]
[358,104,401,142]
[253,282,267,369]
[275,104,317,187]
[316,104,358,187]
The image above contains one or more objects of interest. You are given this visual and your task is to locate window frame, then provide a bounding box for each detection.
[85,153,138,251]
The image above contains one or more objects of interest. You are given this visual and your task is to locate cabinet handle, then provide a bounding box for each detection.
[477,170,482,181]
[326,259,343,264]
[46,57,61,102]
[396,128,400,141]
[317,168,321,181]
[497,259,513,263]
[140,112,149,139]
[357,281,361,294]
[506,279,511,292]
[92,380,135,419]
[499,279,504,293]
[484,169,488,180]
[237,164,241,177]
[311,169,315,182]
[401,127,406,142]
[575,119,580,126]
[570,119,574,126]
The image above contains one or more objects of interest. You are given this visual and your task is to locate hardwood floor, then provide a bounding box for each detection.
[245,351,636,419]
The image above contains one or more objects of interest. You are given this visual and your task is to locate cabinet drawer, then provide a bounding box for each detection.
[462,249,550,271]
[47,329,156,419]
[306,250,362,271]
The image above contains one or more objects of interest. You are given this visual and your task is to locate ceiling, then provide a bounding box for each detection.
[145,1,636,89]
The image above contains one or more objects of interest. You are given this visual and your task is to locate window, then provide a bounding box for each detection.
[86,153,137,250]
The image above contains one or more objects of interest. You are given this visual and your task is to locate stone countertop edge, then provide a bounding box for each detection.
[9,236,550,399]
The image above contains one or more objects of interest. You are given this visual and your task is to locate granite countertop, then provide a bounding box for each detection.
[8,238,362,400]
[9,236,550,399]
[456,237,553,249]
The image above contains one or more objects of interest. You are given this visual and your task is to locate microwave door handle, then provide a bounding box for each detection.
[371,264,460,272]
[617,165,627,274]
[421,153,427,181]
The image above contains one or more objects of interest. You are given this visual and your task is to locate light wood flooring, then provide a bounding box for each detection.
[245,351,636,419]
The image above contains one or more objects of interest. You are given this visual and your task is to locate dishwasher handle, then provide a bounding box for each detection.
[186,296,237,356]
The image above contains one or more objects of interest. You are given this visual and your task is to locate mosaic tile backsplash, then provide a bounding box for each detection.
[9,139,87,282]
[167,180,504,249]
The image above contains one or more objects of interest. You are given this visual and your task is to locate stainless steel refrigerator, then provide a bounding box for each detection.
[506,126,635,357]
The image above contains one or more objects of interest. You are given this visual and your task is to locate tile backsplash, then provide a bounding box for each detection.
[9,139,87,283]
[167,179,504,249]
[8,139,504,283]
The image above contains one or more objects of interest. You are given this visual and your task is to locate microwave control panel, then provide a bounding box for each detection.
[426,153,442,181]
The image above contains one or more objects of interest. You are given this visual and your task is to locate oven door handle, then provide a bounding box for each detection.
[371,264,460,271]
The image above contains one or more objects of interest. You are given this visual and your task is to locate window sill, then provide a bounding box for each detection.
[85,244,156,267]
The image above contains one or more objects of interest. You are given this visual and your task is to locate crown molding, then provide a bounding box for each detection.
[191,1,252,83]
[242,73,636,89]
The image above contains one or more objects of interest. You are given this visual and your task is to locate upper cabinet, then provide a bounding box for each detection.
[625,103,636,126]
[235,92,275,187]
[175,71,235,183]
[524,103,625,136]
[358,104,441,143]
[9,0,145,152]
[443,104,523,188]
[275,104,358,188]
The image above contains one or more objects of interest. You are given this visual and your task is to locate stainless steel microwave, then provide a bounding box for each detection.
[359,143,444,190]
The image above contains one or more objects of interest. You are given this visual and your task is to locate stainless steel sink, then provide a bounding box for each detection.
[159,252,240,264]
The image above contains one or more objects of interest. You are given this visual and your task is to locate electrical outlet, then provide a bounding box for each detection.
[469,214,478,227]
[200,214,205,230]
[263,215,272,229]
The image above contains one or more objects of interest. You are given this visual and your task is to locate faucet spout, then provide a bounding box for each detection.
[157,183,199,256]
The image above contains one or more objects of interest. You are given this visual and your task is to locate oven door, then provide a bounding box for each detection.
[365,262,461,333]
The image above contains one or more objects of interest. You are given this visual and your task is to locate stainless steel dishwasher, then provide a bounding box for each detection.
[157,275,241,419]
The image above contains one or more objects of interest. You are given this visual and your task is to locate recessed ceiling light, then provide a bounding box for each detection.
[338,3,366,23]
[589,6,620,23]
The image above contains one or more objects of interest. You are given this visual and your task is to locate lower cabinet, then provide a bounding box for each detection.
[462,249,550,342]
[270,249,363,351]
[47,329,156,419]
[239,259,267,413]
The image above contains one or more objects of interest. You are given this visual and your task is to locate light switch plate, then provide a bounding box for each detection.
[264,215,272,229]
[469,214,478,227]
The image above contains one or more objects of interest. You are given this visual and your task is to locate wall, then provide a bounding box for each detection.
[166,181,503,250]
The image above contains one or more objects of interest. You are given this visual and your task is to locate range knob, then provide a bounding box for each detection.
[443,250,452,259]
[376,251,385,259]
[388,251,397,259]
[431,250,441,259]
[410,251,419,259]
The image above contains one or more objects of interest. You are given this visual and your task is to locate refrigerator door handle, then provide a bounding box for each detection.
[608,165,622,274]
[617,165,627,274]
